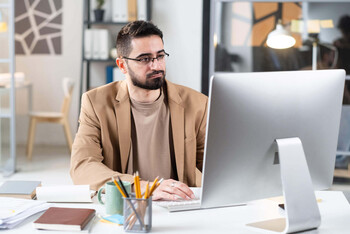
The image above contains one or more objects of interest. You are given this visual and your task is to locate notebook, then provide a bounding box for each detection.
[0,181,41,199]
[33,207,96,231]
[36,185,93,202]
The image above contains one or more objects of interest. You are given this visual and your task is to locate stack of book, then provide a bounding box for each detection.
[84,29,111,60]
[90,0,148,22]
[0,180,41,199]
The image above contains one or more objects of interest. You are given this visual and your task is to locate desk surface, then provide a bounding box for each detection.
[4,191,350,234]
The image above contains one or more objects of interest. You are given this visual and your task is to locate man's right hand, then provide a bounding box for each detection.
[149,179,195,201]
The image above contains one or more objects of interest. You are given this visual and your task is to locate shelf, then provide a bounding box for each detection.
[84,21,129,25]
[84,58,116,62]
[0,59,10,63]
[336,151,350,156]
[79,0,152,113]
[0,108,11,118]
[0,4,10,8]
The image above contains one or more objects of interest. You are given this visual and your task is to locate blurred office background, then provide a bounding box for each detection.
[0,0,350,188]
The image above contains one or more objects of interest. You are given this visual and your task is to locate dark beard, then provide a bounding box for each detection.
[130,70,165,90]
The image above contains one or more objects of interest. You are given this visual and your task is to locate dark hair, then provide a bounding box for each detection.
[338,15,350,34]
[116,20,163,57]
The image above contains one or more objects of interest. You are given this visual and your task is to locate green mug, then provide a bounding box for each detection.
[98,181,131,215]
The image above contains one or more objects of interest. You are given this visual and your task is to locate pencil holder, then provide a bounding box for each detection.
[123,196,152,233]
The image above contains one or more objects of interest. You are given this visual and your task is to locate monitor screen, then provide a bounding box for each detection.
[201,69,345,209]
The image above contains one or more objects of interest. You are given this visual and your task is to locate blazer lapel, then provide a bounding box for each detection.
[114,81,131,173]
[166,81,185,182]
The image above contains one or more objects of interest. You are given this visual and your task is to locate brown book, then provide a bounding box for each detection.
[33,207,96,231]
[0,180,41,199]
[128,0,138,21]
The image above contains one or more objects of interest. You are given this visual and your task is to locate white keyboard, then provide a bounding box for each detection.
[154,198,201,212]
[153,187,202,212]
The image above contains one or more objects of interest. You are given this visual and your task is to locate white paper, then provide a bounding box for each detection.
[0,198,50,229]
[36,185,92,203]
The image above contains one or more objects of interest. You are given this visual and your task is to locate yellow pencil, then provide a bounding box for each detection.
[148,176,159,198]
[136,171,142,198]
[133,173,138,198]
[143,181,149,199]
[112,177,126,198]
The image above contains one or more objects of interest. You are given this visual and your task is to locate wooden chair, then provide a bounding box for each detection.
[334,167,350,178]
[334,151,350,178]
[26,78,74,160]
[334,163,350,178]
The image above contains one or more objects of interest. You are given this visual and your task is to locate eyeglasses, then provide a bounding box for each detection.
[123,52,169,66]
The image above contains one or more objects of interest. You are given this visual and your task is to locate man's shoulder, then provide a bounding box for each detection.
[166,80,208,104]
[84,80,125,100]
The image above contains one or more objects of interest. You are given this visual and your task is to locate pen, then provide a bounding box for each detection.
[112,177,126,198]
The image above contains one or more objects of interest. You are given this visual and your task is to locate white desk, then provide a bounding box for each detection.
[0,80,32,118]
[4,191,350,233]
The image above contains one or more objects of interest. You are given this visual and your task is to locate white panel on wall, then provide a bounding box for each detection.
[151,0,203,93]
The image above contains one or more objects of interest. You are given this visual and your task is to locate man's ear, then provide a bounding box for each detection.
[116,58,128,74]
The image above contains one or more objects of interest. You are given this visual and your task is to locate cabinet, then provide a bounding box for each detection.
[79,0,151,108]
[0,0,16,176]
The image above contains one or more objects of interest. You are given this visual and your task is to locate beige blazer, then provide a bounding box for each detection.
[70,80,208,190]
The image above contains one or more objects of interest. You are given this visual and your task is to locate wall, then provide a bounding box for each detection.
[308,2,349,44]
[15,0,83,146]
[12,0,203,146]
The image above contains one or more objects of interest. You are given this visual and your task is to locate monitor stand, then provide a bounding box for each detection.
[247,137,321,233]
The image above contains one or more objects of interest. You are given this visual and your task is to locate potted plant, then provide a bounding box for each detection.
[94,0,105,22]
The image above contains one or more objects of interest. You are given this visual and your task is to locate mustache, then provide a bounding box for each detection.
[146,70,165,78]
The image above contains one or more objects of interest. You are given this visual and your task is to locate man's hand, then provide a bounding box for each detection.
[150,179,195,201]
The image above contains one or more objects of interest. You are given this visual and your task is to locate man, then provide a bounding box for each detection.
[70,21,208,201]
[334,15,350,168]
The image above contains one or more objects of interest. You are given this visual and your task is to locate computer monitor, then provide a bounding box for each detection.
[200,69,345,232]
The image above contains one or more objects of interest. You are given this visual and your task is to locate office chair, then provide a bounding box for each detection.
[26,77,74,160]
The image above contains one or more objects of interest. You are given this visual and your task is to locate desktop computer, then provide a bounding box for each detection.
[200,69,345,233]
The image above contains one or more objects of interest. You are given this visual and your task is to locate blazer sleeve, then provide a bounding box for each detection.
[70,93,134,191]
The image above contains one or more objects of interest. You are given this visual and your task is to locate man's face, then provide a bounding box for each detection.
[124,35,166,90]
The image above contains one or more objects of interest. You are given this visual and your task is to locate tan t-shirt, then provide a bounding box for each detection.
[127,91,177,181]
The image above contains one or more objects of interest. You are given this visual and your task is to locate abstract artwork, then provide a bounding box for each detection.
[15,0,63,55]
[230,2,302,47]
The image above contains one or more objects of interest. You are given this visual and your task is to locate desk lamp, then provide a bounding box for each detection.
[308,35,338,70]
[266,20,296,49]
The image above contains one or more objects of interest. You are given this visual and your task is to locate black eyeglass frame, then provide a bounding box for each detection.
[122,52,170,64]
